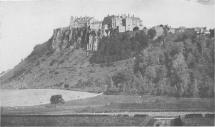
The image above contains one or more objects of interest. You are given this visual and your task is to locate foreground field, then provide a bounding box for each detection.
[1,94,214,115]
[1,114,152,126]
[0,89,101,107]
[1,93,214,126]
[1,113,214,126]
[74,95,214,113]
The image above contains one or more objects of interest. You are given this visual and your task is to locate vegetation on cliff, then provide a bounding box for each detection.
[0,27,214,98]
[91,28,214,97]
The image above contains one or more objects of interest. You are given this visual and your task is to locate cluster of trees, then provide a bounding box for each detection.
[92,28,214,98]
[90,30,149,63]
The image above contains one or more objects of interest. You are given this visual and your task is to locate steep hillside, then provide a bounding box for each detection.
[0,26,134,93]
[1,26,214,98]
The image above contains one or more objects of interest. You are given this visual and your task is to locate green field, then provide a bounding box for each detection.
[2,114,214,126]
[1,94,214,126]
[2,95,214,115]
[1,114,152,126]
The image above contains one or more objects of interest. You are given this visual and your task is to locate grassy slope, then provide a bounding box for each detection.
[0,47,133,92]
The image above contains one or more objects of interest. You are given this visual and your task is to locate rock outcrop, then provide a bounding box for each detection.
[52,27,71,52]
[51,26,101,52]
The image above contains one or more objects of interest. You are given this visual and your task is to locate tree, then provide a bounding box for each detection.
[133,26,139,31]
[173,116,183,126]
[50,95,65,104]
[147,28,156,39]
[135,31,148,49]
[209,29,214,38]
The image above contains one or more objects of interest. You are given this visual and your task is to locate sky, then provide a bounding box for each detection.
[0,0,214,72]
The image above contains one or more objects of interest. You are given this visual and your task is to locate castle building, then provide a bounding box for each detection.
[90,21,102,31]
[70,16,92,28]
[176,26,186,33]
[69,15,143,52]
[70,16,102,31]
[102,14,143,32]
[70,16,102,52]
[169,28,176,34]
[194,27,209,34]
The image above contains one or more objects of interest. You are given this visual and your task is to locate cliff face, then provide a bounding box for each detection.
[51,26,101,52]
[52,27,72,52]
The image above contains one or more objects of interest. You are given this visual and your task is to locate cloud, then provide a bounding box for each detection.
[186,0,215,5]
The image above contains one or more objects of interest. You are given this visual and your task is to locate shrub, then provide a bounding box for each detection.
[58,59,65,64]
[64,84,69,89]
[147,28,156,39]
[54,71,59,75]
[133,27,139,31]
[205,114,215,118]
[173,116,183,126]
[35,61,40,66]
[50,95,65,104]
[49,59,57,66]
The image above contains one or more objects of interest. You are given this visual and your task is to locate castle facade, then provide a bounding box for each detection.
[69,15,143,52]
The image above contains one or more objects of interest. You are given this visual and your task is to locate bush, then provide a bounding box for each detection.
[173,116,183,126]
[205,114,215,118]
[133,27,139,31]
[49,59,58,66]
[64,84,69,89]
[147,28,156,39]
[50,95,65,104]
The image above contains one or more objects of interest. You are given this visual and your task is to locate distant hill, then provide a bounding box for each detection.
[0,26,214,98]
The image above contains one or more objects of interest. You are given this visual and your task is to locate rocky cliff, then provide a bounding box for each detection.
[1,26,214,98]
[51,26,101,52]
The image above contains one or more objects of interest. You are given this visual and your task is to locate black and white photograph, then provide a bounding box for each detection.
[0,0,214,126]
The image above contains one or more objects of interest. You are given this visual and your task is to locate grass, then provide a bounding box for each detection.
[182,117,215,126]
[77,95,214,113]
[1,95,214,126]
[1,113,214,126]
[1,114,151,126]
[0,89,101,107]
[1,95,214,115]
